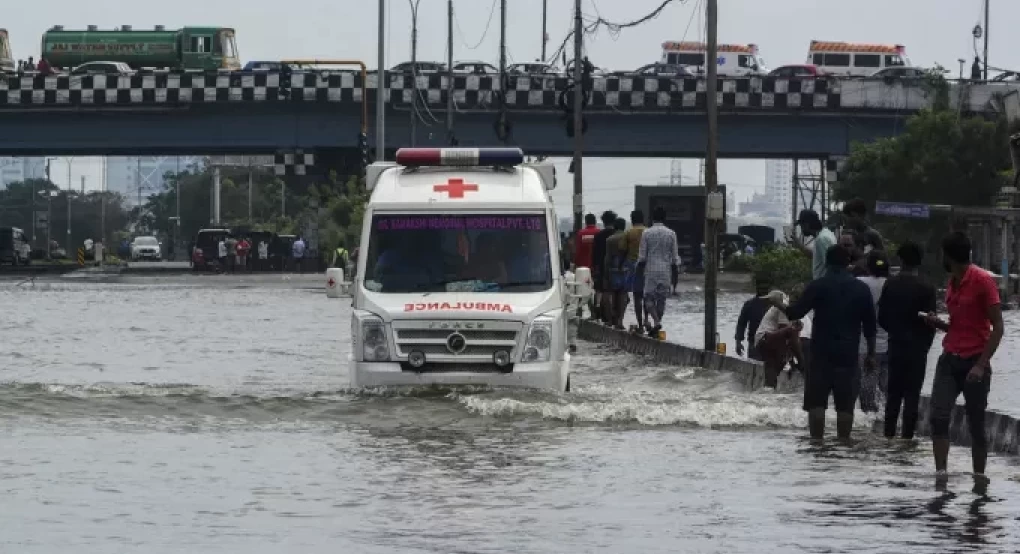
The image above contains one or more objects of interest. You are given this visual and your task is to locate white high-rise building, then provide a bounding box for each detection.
[0,157,47,189]
[105,156,202,208]
[765,160,793,216]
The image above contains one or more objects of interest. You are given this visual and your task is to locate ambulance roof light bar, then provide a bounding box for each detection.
[395,148,524,167]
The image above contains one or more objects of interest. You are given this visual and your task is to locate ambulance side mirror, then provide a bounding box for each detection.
[366,162,398,191]
[524,160,556,191]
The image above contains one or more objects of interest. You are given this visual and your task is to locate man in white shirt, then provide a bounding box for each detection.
[257,240,269,271]
[217,239,228,272]
[793,209,836,280]
[755,290,806,388]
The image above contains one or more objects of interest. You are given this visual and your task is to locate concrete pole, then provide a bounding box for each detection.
[571,0,583,232]
[792,160,799,227]
[446,0,454,143]
[409,0,419,147]
[376,0,387,161]
[175,156,180,259]
[66,161,72,250]
[101,157,106,251]
[703,0,719,352]
[212,166,221,225]
[983,0,990,80]
[541,0,548,62]
[247,160,253,223]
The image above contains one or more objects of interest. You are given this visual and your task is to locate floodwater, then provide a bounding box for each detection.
[1,277,1018,553]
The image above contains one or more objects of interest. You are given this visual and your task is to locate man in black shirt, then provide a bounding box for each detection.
[878,241,937,439]
[782,245,877,440]
[735,279,771,361]
[592,210,617,323]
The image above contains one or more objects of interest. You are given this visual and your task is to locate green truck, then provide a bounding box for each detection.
[41,25,240,71]
[0,29,13,72]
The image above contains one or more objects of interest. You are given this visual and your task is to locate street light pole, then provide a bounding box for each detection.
[66,159,72,251]
[409,0,422,147]
[703,0,720,352]
[983,0,990,80]
[446,0,454,144]
[541,0,548,61]
[376,0,386,161]
[571,0,583,232]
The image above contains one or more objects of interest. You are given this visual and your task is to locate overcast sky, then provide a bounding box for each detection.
[6,0,1017,217]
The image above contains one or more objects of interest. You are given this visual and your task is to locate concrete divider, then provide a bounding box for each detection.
[578,320,1019,454]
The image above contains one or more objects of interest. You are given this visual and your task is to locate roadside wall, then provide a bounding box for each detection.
[578,321,1019,454]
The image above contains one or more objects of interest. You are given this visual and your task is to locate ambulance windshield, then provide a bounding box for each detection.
[363,214,553,294]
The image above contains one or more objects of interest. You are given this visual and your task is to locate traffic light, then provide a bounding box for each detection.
[279,64,292,99]
[358,131,371,171]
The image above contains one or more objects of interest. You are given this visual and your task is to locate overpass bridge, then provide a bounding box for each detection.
[0,70,1016,175]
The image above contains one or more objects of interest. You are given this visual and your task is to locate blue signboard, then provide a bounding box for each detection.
[874,201,930,219]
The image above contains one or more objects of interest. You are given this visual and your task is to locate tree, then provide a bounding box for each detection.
[833,109,1012,250]
[0,178,130,251]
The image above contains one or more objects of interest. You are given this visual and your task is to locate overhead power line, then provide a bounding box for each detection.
[454,0,499,50]
[546,0,687,64]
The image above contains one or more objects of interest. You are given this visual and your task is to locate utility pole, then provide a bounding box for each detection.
[136,157,141,210]
[247,159,253,223]
[101,157,106,250]
[571,0,584,232]
[983,0,990,80]
[446,0,454,143]
[703,0,720,352]
[541,0,548,62]
[376,0,386,161]
[409,0,421,146]
[66,160,73,250]
[175,156,180,259]
[212,166,221,225]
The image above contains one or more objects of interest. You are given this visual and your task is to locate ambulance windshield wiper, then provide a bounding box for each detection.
[499,280,552,290]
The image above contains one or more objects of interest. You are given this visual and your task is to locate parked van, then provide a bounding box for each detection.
[352,148,571,392]
[660,41,766,76]
[806,41,909,77]
[0,226,31,266]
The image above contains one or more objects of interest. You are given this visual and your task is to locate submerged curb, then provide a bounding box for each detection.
[578,320,1020,454]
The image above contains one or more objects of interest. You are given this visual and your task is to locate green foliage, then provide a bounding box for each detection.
[748,246,812,293]
[920,65,951,111]
[0,178,131,249]
[723,253,754,273]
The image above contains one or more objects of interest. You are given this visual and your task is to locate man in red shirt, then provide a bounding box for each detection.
[573,213,598,270]
[925,232,1003,487]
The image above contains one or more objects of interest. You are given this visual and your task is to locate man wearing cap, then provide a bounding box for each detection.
[754,290,806,388]
[793,209,837,280]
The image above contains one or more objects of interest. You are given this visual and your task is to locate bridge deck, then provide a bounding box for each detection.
[0,71,1014,115]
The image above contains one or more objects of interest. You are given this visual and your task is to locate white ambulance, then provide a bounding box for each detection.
[660,41,767,76]
[806,41,910,77]
[351,148,572,392]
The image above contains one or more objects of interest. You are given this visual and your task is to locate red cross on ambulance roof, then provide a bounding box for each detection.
[433,178,479,199]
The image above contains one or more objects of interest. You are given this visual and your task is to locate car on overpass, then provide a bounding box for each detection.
[243,61,307,72]
[452,61,498,75]
[870,66,926,81]
[768,64,826,78]
[389,61,446,74]
[70,61,135,76]
[616,63,693,78]
[508,62,558,75]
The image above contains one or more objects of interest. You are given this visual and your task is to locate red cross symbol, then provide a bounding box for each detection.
[327,278,336,288]
[434,178,478,199]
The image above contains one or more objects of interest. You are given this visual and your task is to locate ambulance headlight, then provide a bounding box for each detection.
[523,321,552,363]
[362,319,389,361]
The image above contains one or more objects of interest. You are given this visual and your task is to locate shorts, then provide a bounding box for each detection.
[929,353,991,439]
[625,262,644,294]
[803,361,860,413]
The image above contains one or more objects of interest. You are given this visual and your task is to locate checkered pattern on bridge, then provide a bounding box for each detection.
[0,71,841,111]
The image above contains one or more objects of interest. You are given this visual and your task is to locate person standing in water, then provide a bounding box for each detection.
[637,206,680,338]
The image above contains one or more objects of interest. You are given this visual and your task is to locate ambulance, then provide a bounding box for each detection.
[660,41,766,76]
[806,41,910,77]
[351,147,572,392]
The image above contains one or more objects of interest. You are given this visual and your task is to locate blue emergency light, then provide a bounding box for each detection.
[395,147,524,167]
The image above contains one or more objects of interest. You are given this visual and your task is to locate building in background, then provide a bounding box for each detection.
[765,160,792,218]
[105,156,203,208]
[0,157,47,189]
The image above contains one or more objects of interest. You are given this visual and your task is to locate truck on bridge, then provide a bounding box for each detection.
[0,29,13,72]
[41,25,240,71]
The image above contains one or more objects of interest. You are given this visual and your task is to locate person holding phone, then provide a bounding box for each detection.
[924,232,1003,487]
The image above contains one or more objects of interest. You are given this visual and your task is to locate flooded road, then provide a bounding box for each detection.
[1,278,1018,553]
